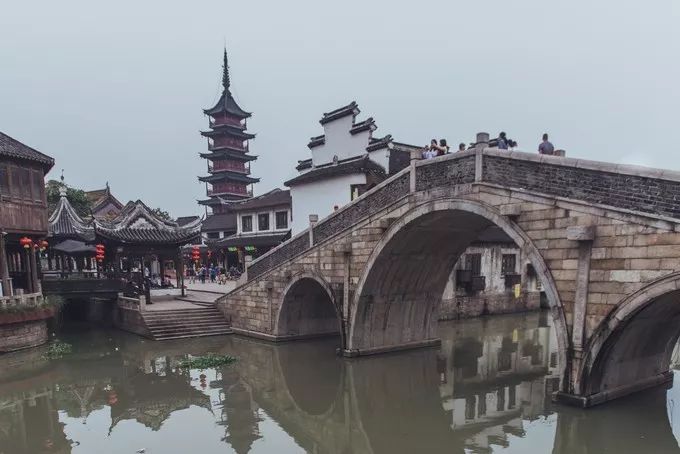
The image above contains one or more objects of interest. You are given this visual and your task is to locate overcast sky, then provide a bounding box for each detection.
[2,1,679,217]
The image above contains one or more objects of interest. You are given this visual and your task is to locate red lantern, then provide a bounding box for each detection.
[191,245,201,263]
[95,244,105,262]
[19,237,32,249]
[39,240,49,251]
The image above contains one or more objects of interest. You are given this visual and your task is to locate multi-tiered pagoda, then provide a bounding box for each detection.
[198,50,259,215]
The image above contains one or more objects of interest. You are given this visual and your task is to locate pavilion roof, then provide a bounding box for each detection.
[48,192,95,241]
[0,131,55,171]
[85,184,124,218]
[95,200,201,245]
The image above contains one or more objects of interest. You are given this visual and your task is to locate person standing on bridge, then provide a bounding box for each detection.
[538,133,555,155]
[497,132,509,150]
[458,143,466,152]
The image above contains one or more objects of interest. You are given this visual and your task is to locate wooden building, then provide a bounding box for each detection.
[0,132,54,297]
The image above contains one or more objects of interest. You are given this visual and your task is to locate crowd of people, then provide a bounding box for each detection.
[421,132,558,159]
[186,264,242,285]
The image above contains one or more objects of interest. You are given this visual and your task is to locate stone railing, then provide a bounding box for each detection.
[245,148,680,282]
[0,292,44,312]
[117,294,147,312]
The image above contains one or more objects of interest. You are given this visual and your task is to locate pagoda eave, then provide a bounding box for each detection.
[198,174,260,184]
[200,151,258,162]
[200,129,256,140]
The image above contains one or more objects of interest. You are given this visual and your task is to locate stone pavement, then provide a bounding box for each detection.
[185,281,236,294]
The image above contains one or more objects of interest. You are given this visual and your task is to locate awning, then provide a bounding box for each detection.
[52,239,96,255]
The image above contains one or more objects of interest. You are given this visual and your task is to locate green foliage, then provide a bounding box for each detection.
[43,341,72,360]
[0,295,64,314]
[178,354,237,370]
[151,207,173,221]
[46,180,93,217]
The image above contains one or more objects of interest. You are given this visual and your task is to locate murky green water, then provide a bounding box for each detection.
[1,312,680,453]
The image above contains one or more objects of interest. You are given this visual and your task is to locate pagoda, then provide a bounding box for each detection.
[198,49,259,215]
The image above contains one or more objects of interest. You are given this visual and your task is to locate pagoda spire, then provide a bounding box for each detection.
[222,48,230,90]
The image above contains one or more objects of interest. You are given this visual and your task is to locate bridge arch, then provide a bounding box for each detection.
[348,198,569,386]
[275,271,343,342]
[579,272,680,404]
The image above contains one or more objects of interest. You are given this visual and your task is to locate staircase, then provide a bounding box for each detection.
[142,306,231,340]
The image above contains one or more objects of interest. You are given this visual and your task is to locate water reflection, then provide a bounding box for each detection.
[1,314,680,453]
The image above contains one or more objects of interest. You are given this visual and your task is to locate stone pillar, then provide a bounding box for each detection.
[342,242,352,346]
[474,132,488,182]
[308,214,319,247]
[266,281,274,333]
[567,225,595,394]
[0,232,11,297]
[24,248,34,294]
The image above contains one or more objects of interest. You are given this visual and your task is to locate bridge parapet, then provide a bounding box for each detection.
[246,150,680,282]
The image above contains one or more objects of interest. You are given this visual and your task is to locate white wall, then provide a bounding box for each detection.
[311,115,372,166]
[236,207,291,235]
[367,147,390,170]
[290,173,367,234]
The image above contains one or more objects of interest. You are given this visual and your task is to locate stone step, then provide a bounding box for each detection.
[146,321,230,330]
[150,327,232,337]
[143,311,221,319]
[154,330,232,341]
[144,308,219,315]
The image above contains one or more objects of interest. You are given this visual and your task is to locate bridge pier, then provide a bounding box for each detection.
[341,338,441,357]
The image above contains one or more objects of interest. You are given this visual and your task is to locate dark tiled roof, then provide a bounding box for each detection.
[229,189,291,212]
[0,132,55,170]
[52,239,96,255]
[204,89,252,118]
[200,150,257,161]
[201,212,237,233]
[200,126,255,140]
[176,216,200,226]
[296,159,313,171]
[319,101,359,125]
[366,134,393,152]
[198,171,260,184]
[95,200,201,245]
[216,231,291,248]
[86,186,124,216]
[349,117,375,135]
[48,194,95,240]
[285,155,386,187]
[307,135,325,149]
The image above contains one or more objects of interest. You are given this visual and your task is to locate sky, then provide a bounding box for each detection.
[1,0,679,217]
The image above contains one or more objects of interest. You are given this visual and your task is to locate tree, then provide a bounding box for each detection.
[46,180,93,217]
[151,207,173,222]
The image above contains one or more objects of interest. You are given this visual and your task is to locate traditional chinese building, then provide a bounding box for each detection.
[0,131,55,351]
[84,183,124,220]
[285,101,420,234]
[198,49,259,241]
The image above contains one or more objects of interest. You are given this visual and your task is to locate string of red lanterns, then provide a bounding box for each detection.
[191,245,200,264]
[19,237,33,249]
[95,243,105,263]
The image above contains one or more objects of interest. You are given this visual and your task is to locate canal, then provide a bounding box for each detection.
[1,311,680,453]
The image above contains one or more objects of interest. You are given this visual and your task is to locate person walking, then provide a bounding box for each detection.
[538,133,555,155]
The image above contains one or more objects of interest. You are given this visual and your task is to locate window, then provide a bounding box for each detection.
[258,213,270,231]
[501,254,517,275]
[242,215,253,232]
[31,170,43,201]
[465,253,482,276]
[10,167,21,197]
[0,165,9,195]
[20,168,30,199]
[275,211,288,229]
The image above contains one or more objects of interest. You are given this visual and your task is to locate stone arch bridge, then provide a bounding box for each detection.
[220,148,680,407]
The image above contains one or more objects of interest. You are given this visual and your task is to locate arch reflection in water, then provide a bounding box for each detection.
[3,316,680,453]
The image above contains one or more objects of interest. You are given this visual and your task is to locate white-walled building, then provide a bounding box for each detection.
[285,101,419,234]
[213,188,291,266]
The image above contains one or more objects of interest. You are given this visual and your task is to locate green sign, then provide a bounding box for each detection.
[244,246,257,252]
[227,247,238,252]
